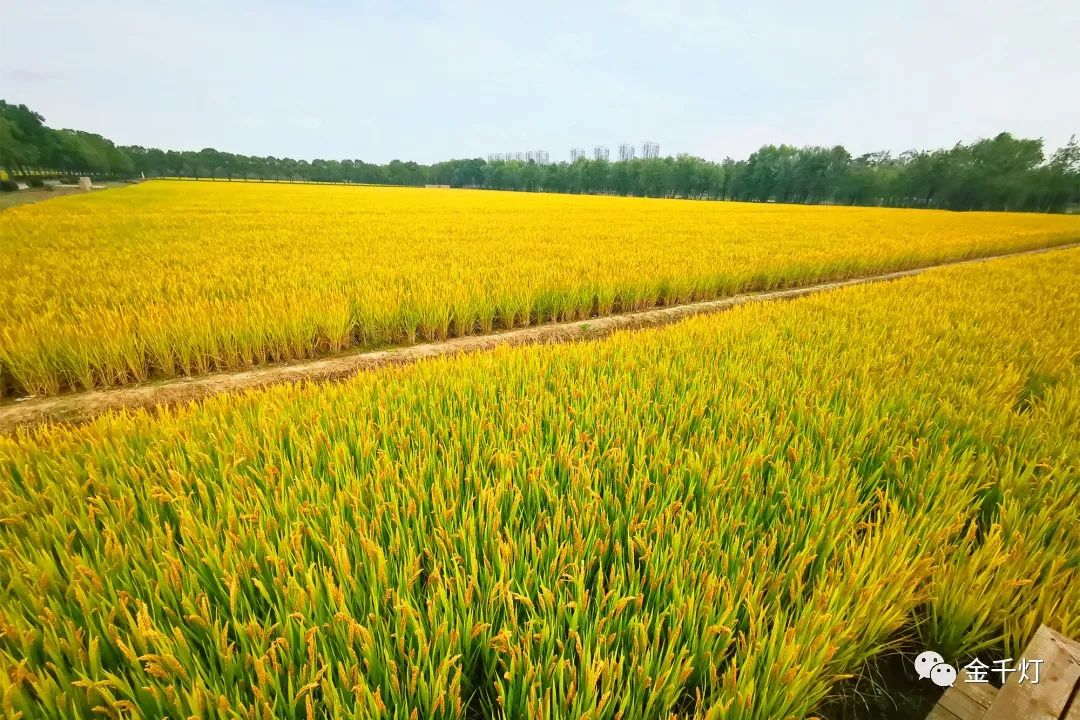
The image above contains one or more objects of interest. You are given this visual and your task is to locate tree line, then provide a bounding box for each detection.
[3,100,1077,212]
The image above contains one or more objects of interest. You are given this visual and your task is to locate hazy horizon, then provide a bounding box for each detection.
[4,0,1078,164]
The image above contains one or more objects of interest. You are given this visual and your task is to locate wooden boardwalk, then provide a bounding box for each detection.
[928,626,1080,720]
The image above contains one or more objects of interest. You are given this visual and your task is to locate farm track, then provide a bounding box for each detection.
[2,241,1077,434]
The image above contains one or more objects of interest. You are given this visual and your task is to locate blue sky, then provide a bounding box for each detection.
[4,0,1077,163]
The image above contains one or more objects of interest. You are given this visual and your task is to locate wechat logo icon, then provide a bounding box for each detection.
[914,650,957,688]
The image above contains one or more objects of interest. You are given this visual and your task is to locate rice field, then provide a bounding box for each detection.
[2,180,1079,398]
[1,249,1077,719]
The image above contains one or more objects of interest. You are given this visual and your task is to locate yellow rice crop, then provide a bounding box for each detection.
[1,249,1077,719]
[2,180,1079,397]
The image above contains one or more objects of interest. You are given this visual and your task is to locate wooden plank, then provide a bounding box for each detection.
[925,657,1000,719]
[1065,693,1080,720]
[939,682,998,719]
[983,625,1080,720]
[1053,626,1080,664]
[927,702,964,720]
[959,681,999,709]
[1056,626,1080,720]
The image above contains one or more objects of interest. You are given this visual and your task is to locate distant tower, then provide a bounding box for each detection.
[594,146,610,161]
[570,147,587,162]
[618,144,636,162]
[526,151,537,163]
[513,151,525,162]
[536,150,550,165]
[642,141,660,159]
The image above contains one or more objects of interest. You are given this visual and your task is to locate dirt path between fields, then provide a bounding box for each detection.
[0,182,133,210]
[2,242,1077,434]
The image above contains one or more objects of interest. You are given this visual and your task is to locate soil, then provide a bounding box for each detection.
[816,647,944,719]
[0,182,132,210]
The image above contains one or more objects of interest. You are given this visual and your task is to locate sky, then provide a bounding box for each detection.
[3,0,1078,164]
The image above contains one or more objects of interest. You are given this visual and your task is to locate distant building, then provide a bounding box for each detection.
[642,141,660,159]
[570,147,588,162]
[594,146,610,161]
[618,144,635,162]
[536,150,550,165]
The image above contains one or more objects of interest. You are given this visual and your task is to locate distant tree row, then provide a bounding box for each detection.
[1,101,136,178]
[472,139,1079,213]
[3,100,1077,212]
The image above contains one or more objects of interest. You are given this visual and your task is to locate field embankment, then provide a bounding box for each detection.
[1,242,1076,433]
[1,248,1077,719]
[3,180,1080,398]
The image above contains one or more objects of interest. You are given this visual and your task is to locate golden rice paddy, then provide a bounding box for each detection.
[2,180,1079,397]
[1,249,1077,719]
